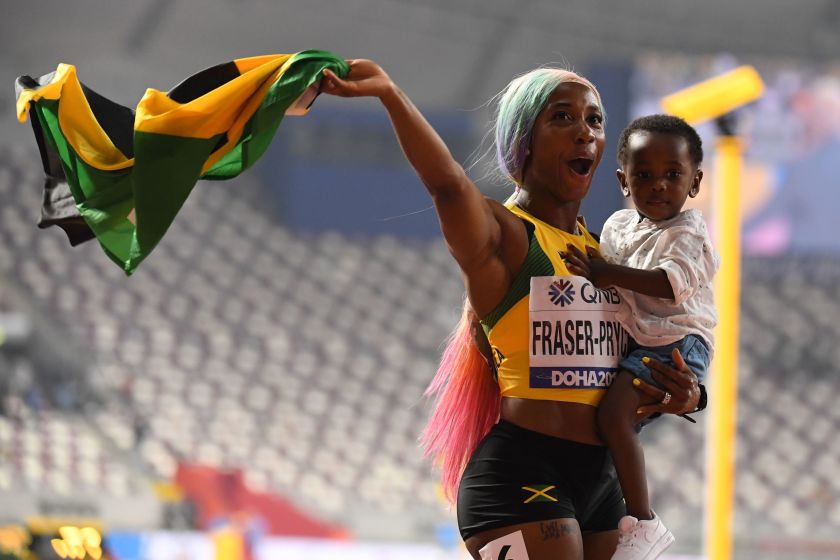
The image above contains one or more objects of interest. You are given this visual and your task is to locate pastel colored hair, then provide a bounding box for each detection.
[420,303,500,503]
[494,67,604,184]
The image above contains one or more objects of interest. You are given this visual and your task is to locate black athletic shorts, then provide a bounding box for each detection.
[457,420,625,541]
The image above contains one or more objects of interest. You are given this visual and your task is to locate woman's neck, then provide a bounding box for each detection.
[512,190,581,233]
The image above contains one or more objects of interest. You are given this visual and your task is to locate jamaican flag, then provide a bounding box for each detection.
[16,50,349,274]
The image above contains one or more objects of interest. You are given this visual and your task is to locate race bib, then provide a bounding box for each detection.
[529,276,629,389]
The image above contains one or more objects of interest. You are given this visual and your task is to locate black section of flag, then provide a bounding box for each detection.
[29,110,94,246]
[168,61,241,103]
[80,83,135,158]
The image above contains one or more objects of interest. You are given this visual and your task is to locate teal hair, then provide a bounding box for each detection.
[493,68,605,185]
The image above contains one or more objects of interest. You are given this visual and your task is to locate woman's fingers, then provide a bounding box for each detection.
[671,347,688,370]
[633,376,683,416]
[630,376,666,400]
[322,60,391,98]
[322,63,371,95]
[630,376,676,416]
[646,352,692,390]
[633,350,701,415]
[321,69,357,97]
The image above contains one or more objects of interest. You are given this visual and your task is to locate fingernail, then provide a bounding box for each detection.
[641,356,650,364]
[632,378,640,387]
[636,409,642,414]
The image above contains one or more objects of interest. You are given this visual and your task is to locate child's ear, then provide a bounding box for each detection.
[616,169,630,197]
[689,169,703,198]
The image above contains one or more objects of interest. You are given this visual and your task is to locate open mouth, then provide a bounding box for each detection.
[568,158,594,176]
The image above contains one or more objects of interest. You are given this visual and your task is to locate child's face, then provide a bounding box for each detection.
[617,131,702,221]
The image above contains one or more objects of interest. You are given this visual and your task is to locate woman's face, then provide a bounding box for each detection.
[522,82,605,203]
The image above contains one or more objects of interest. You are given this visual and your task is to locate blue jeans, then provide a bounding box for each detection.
[620,334,710,388]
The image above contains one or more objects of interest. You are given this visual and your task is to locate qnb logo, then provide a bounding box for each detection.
[548,279,575,306]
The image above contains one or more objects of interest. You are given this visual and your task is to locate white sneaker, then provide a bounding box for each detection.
[610,513,675,560]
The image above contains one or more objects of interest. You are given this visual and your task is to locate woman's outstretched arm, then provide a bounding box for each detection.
[321,60,510,277]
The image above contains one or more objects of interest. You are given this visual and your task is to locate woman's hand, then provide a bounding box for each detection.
[321,59,395,99]
[633,347,701,416]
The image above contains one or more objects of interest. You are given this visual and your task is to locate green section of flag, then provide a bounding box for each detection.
[203,50,340,181]
[131,130,223,267]
[33,100,136,264]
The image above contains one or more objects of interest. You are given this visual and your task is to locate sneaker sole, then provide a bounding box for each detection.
[642,530,675,560]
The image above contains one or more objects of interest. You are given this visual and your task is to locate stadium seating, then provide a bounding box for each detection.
[1,145,839,543]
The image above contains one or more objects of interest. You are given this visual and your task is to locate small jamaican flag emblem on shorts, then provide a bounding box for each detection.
[521,484,558,503]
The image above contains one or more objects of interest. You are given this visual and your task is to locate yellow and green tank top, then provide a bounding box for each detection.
[481,204,628,406]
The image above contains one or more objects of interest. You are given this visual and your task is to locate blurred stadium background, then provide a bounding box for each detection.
[1,1,839,558]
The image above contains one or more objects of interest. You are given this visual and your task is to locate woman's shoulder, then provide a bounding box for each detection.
[487,197,528,230]
[485,197,532,259]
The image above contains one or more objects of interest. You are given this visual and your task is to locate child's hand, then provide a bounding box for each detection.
[563,245,612,288]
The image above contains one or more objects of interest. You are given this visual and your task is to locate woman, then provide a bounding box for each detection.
[321,60,702,560]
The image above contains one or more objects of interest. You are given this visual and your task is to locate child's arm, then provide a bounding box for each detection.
[563,245,675,300]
